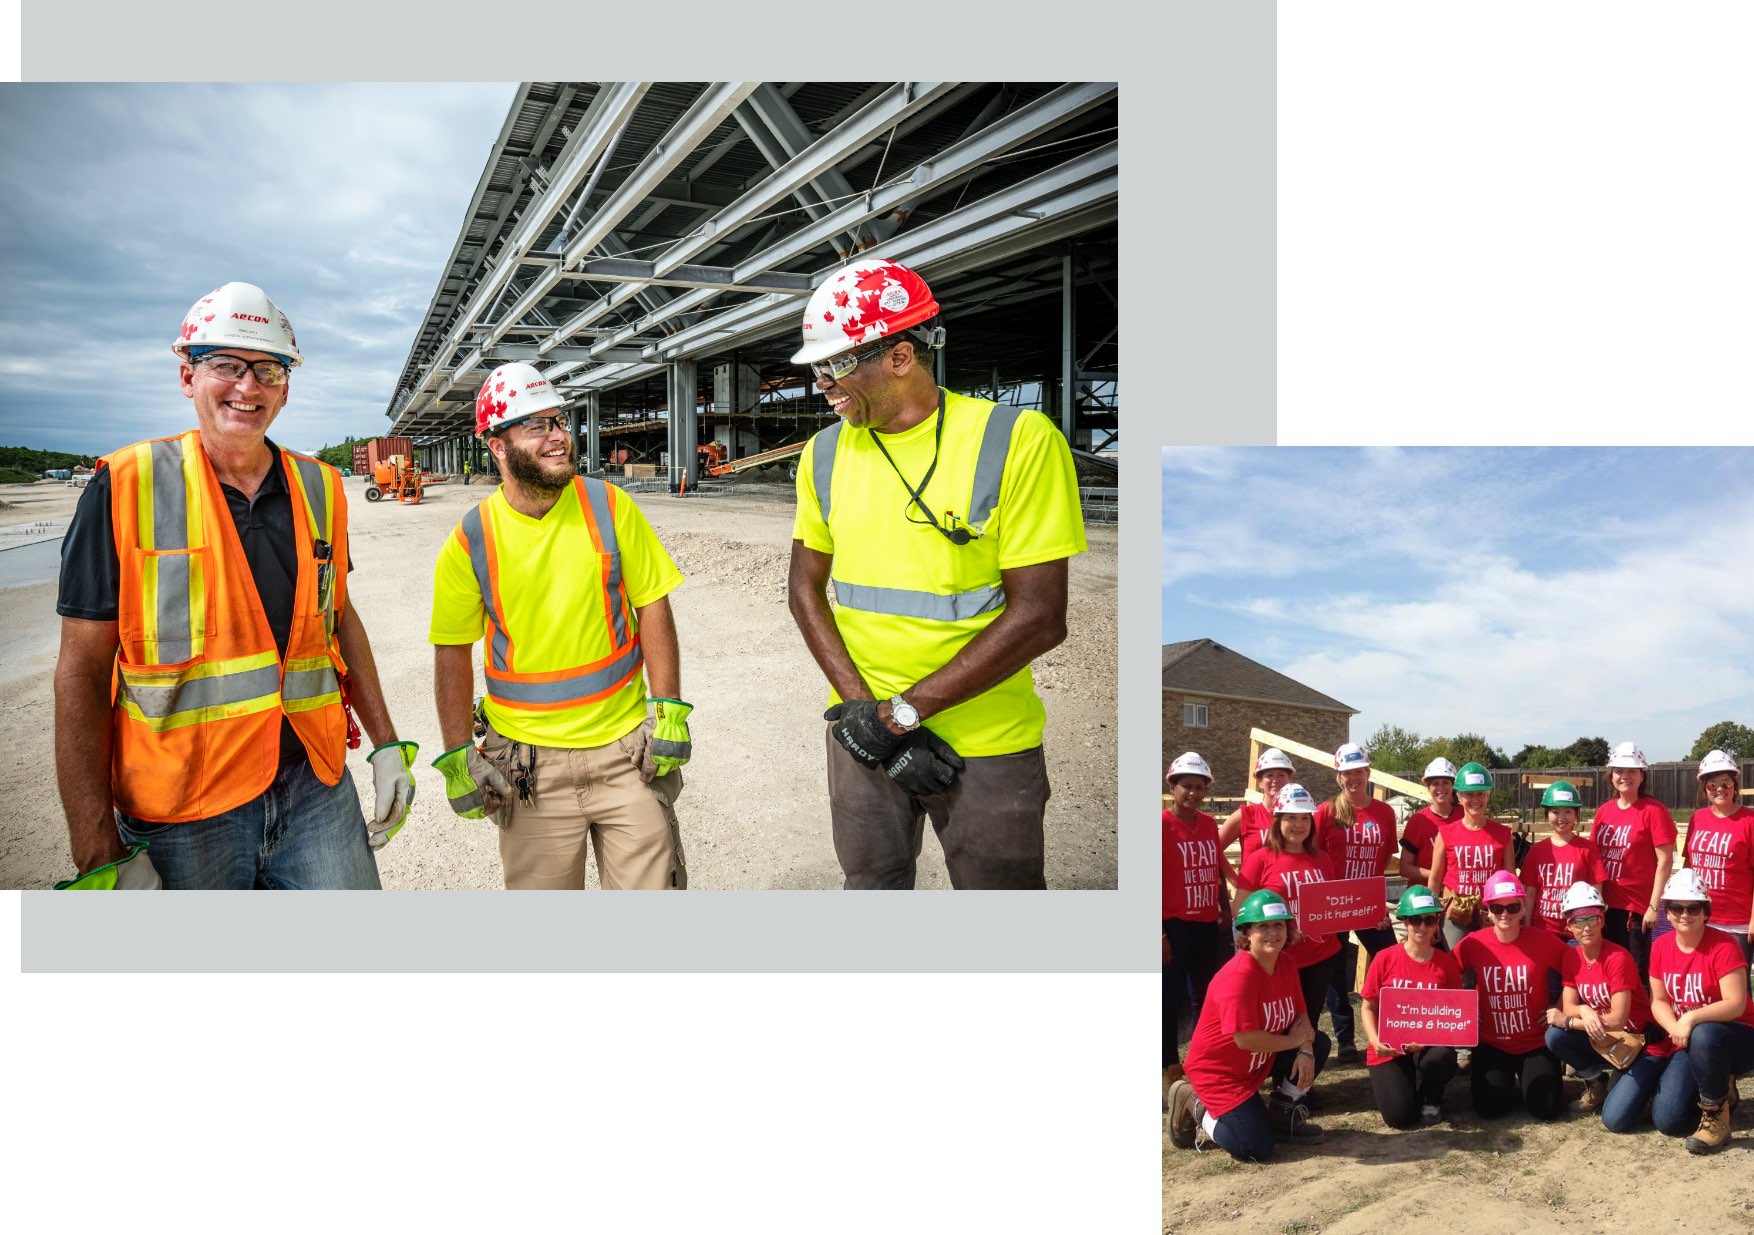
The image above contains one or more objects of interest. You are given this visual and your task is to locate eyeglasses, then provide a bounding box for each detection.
[1566,914,1603,928]
[1486,902,1522,916]
[1702,777,1738,791]
[1666,903,1706,916]
[809,341,897,382]
[1403,917,1440,929]
[194,355,289,386]
[511,415,568,438]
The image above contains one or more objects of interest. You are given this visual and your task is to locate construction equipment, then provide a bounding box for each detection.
[365,454,424,504]
[707,440,806,478]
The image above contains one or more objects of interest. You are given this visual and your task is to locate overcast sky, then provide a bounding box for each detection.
[0,83,516,458]
[1162,447,1754,762]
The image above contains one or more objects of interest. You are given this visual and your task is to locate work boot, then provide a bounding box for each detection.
[1684,1092,1735,1155]
[1168,1079,1200,1150]
[1579,1075,1610,1112]
[1268,1094,1325,1145]
[1163,1064,1183,1111]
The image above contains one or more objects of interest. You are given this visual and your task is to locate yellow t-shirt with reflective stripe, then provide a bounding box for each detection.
[792,390,1086,756]
[429,484,683,748]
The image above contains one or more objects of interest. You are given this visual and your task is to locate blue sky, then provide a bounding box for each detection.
[1162,447,1754,762]
[0,83,516,458]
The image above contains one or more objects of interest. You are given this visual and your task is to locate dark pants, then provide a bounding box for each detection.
[1602,908,1652,980]
[1369,1048,1459,1128]
[1296,952,1343,1042]
[1163,917,1229,1066]
[1470,1042,1565,1120]
[1209,1032,1332,1162]
[1326,926,1397,1048]
[1669,1020,1754,1108]
[1543,1023,1670,1132]
[825,729,1049,889]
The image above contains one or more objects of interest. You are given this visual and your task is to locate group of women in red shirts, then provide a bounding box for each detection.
[1164,740,1754,1162]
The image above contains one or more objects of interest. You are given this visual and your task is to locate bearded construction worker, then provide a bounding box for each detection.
[786,258,1087,890]
[428,362,690,890]
[53,282,416,890]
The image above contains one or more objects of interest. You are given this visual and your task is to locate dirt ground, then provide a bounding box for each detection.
[1162,1012,1754,1235]
[0,475,1117,890]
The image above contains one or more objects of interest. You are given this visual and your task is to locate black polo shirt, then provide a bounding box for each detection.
[58,440,347,770]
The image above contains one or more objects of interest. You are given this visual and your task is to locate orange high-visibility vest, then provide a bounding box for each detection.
[106,429,350,822]
[457,475,644,713]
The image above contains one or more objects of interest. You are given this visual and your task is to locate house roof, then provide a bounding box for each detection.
[1161,639,1356,714]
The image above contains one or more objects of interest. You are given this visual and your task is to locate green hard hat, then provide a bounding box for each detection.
[1234,888,1293,927]
[1455,762,1494,792]
[1541,780,1581,809]
[1396,884,1443,918]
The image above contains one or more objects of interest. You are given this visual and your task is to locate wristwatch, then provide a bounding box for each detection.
[888,695,921,731]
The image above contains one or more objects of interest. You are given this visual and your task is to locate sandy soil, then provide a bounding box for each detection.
[0,476,1117,890]
[1162,1031,1754,1235]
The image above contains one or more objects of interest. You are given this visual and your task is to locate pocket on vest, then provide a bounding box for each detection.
[128,546,213,664]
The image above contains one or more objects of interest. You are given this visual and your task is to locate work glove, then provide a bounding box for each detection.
[367,740,419,849]
[55,842,162,890]
[433,742,514,820]
[883,727,965,797]
[825,699,908,769]
[638,697,694,782]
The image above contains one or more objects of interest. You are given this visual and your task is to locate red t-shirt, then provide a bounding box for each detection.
[1590,797,1678,913]
[1520,838,1606,934]
[1683,807,1754,926]
[1402,805,1460,874]
[1238,847,1341,969]
[1560,940,1651,1032]
[1456,927,1566,1054]
[1438,819,1513,897]
[1647,927,1754,1057]
[1182,948,1305,1118]
[1360,943,1464,1066]
[1163,808,1223,922]
[1318,798,1399,882]
[1234,802,1275,868]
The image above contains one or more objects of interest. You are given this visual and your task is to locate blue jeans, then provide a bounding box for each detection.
[1543,1024,1672,1133]
[116,760,381,890]
[1664,1021,1754,1115]
[1209,1032,1331,1162]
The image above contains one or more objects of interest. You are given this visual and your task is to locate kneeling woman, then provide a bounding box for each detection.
[1237,784,1343,1037]
[1541,882,1663,1131]
[1167,890,1331,1161]
[1456,870,1568,1119]
[1359,885,1464,1128]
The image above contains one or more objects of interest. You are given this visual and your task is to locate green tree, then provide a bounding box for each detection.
[1562,736,1610,766]
[1363,723,1425,772]
[1689,722,1754,761]
[1510,744,1568,768]
[1429,732,1509,770]
[314,436,360,471]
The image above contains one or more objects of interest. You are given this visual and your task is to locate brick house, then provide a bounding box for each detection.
[1162,639,1357,799]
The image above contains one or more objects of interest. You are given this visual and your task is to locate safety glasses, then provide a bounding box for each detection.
[809,341,896,382]
[1666,903,1706,917]
[1566,914,1603,929]
[194,355,289,386]
[1486,902,1523,916]
[512,415,568,438]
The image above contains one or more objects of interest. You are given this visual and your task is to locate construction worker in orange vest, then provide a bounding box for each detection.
[787,258,1087,889]
[53,283,416,890]
[429,362,691,889]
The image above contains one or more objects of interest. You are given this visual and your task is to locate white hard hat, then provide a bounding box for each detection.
[171,282,303,366]
[1697,749,1740,780]
[475,362,567,436]
[1422,757,1458,781]
[1661,868,1712,906]
[1559,882,1607,916]
[1254,748,1295,775]
[790,257,943,366]
[1274,783,1318,815]
[1165,751,1214,784]
[1607,741,1648,770]
[1334,742,1371,772]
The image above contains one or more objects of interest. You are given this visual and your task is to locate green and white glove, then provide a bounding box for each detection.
[55,842,162,891]
[641,697,693,781]
[367,740,418,849]
[433,742,514,819]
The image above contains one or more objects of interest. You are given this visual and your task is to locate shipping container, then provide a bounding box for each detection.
[352,443,372,475]
[368,437,414,469]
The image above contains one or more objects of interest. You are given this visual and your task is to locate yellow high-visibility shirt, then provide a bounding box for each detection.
[430,482,683,748]
[792,389,1086,756]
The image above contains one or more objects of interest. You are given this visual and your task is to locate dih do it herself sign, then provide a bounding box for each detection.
[1376,987,1480,1050]
[1296,876,1389,934]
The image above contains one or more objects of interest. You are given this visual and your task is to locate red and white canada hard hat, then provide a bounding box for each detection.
[475,362,566,436]
[790,257,942,366]
[171,282,304,366]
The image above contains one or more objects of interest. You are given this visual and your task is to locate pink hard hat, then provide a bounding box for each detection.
[1482,870,1526,904]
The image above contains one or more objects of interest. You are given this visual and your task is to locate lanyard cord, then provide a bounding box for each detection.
[866,389,947,527]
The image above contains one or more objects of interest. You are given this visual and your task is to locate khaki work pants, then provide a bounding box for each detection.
[482,723,686,890]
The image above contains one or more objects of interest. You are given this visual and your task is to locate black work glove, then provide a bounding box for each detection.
[884,727,966,797]
[825,699,907,768]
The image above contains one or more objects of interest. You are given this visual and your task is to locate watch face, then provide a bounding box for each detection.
[892,699,919,727]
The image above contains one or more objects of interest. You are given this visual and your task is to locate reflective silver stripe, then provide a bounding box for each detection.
[290,454,331,542]
[149,438,187,551]
[147,438,193,662]
[811,420,843,522]
[120,662,282,720]
[151,552,194,664]
[967,404,1023,525]
[284,663,340,702]
[577,477,629,646]
[460,504,511,672]
[831,580,1007,621]
[488,641,645,705]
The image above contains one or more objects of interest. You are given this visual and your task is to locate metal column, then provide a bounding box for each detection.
[1060,247,1076,442]
[584,392,601,475]
[668,361,698,489]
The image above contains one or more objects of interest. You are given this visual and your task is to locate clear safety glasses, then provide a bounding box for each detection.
[809,341,896,382]
[195,355,290,386]
[512,415,568,438]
